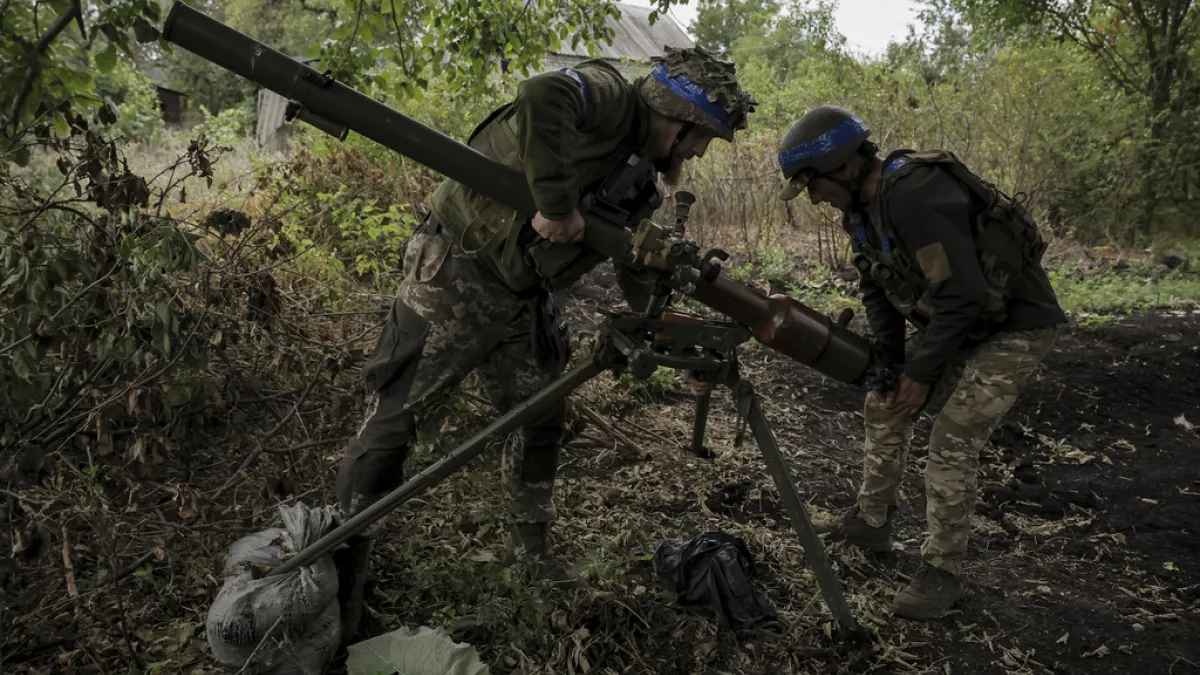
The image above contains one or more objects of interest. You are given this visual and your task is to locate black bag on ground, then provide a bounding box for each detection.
[654,532,779,632]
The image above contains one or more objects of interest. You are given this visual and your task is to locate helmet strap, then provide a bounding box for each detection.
[825,155,874,208]
[671,122,695,153]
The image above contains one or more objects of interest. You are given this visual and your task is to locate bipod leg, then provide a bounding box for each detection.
[689,384,715,458]
[271,358,605,577]
[735,382,863,636]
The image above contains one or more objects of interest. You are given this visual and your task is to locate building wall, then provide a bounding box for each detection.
[542,54,650,81]
[155,87,186,126]
[256,89,292,152]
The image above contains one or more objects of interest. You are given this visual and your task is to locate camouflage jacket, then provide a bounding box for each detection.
[850,150,1067,383]
[429,60,655,297]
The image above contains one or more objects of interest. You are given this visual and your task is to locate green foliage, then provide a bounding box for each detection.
[0,125,215,453]
[94,56,164,142]
[615,366,678,402]
[1,0,163,159]
[1049,267,1200,317]
[307,0,681,98]
[369,65,519,142]
[194,102,254,147]
[691,0,780,56]
[259,138,422,289]
[723,245,795,287]
[933,0,1200,242]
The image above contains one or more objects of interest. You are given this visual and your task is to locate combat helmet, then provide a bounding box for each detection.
[639,46,756,142]
[778,106,870,200]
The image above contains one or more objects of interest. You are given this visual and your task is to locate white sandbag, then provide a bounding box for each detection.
[347,625,491,675]
[206,502,341,671]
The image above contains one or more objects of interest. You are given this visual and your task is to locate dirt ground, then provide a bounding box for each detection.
[2,285,1198,673]
[746,307,1200,674]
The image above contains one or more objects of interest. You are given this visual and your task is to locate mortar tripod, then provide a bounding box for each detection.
[272,311,862,636]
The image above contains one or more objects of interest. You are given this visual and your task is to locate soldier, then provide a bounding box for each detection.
[777,106,1066,619]
[334,48,755,637]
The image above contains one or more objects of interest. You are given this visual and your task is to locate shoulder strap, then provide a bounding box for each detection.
[465,102,514,146]
[884,149,1001,211]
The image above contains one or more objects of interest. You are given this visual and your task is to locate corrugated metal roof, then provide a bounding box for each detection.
[554,3,693,61]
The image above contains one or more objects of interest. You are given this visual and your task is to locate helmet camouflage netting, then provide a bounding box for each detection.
[639,46,757,141]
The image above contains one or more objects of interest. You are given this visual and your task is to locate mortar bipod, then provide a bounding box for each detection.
[271,312,862,636]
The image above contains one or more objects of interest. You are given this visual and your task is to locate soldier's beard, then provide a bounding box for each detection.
[658,155,685,186]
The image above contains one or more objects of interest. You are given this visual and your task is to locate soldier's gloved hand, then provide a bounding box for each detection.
[888,374,930,417]
[533,209,586,243]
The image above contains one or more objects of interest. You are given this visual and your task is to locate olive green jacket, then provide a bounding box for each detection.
[429,60,654,296]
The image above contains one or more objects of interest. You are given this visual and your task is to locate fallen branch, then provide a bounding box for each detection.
[262,436,352,455]
[212,368,324,499]
[574,403,641,454]
[61,524,78,598]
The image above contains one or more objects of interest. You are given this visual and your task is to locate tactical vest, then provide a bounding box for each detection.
[854,150,1047,328]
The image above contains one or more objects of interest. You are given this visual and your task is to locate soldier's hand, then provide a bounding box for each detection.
[888,375,930,417]
[532,209,586,243]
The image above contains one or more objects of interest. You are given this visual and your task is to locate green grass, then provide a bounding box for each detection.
[722,252,1200,330]
[1049,268,1200,320]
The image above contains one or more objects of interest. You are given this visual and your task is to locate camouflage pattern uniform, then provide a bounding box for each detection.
[337,47,755,546]
[337,225,568,530]
[335,59,661,538]
[852,151,1067,574]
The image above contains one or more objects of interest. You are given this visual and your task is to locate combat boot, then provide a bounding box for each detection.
[892,563,963,620]
[827,505,894,553]
[509,522,572,583]
[510,521,549,559]
[332,534,372,646]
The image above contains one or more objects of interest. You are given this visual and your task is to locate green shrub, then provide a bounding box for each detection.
[615,366,678,403]
[95,59,165,143]
[1049,268,1200,316]
[194,102,255,147]
[0,129,215,453]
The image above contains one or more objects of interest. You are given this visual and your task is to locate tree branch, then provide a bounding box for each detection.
[8,0,83,134]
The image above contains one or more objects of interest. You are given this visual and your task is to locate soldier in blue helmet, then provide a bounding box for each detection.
[779,106,1066,619]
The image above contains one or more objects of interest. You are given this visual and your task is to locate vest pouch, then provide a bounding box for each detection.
[401,227,451,284]
[1013,203,1048,264]
[974,212,1022,324]
[433,107,525,256]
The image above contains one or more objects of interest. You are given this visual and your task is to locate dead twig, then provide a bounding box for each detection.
[575,403,641,454]
[60,524,78,598]
[235,615,284,674]
[212,368,324,499]
[262,436,352,455]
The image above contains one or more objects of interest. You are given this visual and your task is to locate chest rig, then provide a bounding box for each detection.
[853,150,1047,328]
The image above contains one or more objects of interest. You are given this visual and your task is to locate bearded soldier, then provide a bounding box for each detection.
[777,106,1066,619]
[334,47,755,638]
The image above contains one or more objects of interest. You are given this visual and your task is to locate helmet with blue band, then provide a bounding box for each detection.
[777,106,871,201]
[639,47,756,142]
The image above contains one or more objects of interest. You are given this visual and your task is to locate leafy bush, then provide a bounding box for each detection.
[615,366,679,403]
[255,139,426,289]
[0,125,216,458]
[94,58,165,143]
[195,103,255,147]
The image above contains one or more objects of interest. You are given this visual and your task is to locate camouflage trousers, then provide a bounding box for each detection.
[335,222,567,528]
[857,327,1059,574]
